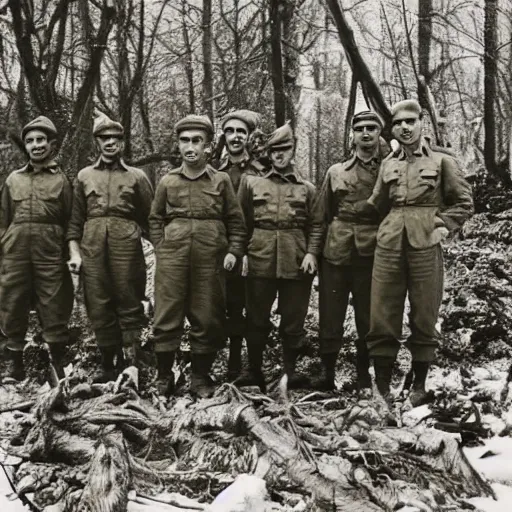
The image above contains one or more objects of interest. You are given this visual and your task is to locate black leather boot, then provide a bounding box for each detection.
[311,353,337,391]
[154,351,176,397]
[373,356,395,397]
[190,352,216,399]
[48,342,68,380]
[283,348,310,389]
[234,343,266,393]
[92,346,118,383]
[3,347,25,381]
[227,337,243,381]
[408,361,434,407]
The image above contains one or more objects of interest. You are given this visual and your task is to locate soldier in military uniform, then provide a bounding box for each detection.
[149,115,246,398]
[67,115,154,382]
[0,116,73,380]
[216,110,266,380]
[367,100,473,405]
[312,111,386,391]
[236,123,322,392]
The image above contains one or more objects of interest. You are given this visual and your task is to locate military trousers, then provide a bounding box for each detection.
[366,242,444,362]
[0,223,72,351]
[226,273,246,339]
[152,246,226,355]
[319,256,373,359]
[245,276,313,350]
[81,220,147,348]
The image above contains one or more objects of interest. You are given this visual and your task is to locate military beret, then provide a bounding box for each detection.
[266,123,294,150]
[391,99,422,118]
[21,116,57,140]
[221,109,261,132]
[352,110,384,128]
[93,114,124,137]
[175,115,214,137]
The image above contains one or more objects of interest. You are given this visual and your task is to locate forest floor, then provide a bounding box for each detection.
[1,177,512,511]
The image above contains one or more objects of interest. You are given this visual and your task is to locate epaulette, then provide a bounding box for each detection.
[250,159,267,174]
[430,144,457,158]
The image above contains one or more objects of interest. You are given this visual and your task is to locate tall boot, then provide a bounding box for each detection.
[122,330,142,367]
[373,356,395,397]
[92,346,118,383]
[234,343,266,393]
[48,342,68,380]
[190,352,216,399]
[3,347,25,382]
[356,350,372,391]
[283,348,310,389]
[227,337,243,381]
[408,361,433,407]
[311,352,337,391]
[154,351,176,397]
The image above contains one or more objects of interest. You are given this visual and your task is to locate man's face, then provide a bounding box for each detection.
[269,146,294,170]
[24,129,54,164]
[96,131,124,160]
[391,111,422,146]
[353,121,381,150]
[224,119,249,156]
[179,129,208,165]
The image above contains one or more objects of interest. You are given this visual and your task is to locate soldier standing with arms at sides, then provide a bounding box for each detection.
[236,123,322,392]
[367,100,473,406]
[66,115,154,382]
[0,116,73,380]
[313,111,386,392]
[217,109,266,380]
[149,115,246,399]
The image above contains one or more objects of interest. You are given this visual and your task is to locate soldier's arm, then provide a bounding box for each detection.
[368,163,390,215]
[148,178,167,247]
[135,170,155,239]
[61,174,73,232]
[439,155,474,231]
[306,183,324,257]
[0,182,13,239]
[66,177,86,243]
[223,175,247,258]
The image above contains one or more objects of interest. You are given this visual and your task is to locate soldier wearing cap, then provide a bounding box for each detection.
[217,109,266,380]
[312,111,387,391]
[0,116,73,380]
[149,114,246,398]
[67,114,154,382]
[236,123,322,392]
[367,99,473,406]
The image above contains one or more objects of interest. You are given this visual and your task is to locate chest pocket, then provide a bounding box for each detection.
[383,167,400,184]
[418,166,439,188]
[202,188,223,214]
[166,185,189,208]
[33,176,64,200]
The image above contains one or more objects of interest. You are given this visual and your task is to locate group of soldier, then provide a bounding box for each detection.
[0,99,474,405]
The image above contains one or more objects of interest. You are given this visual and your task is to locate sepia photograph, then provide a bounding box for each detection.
[0,0,511,510]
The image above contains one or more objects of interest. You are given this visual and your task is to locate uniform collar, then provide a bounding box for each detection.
[218,152,250,171]
[345,151,380,170]
[395,137,432,160]
[178,164,215,181]
[264,166,304,184]
[93,156,130,171]
[21,160,59,174]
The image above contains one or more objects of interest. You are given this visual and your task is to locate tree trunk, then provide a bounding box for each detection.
[282,0,300,127]
[417,0,433,110]
[484,0,497,175]
[269,0,286,126]
[202,0,214,120]
[181,0,195,114]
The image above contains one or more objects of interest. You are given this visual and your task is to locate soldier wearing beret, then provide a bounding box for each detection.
[67,114,154,382]
[367,100,473,406]
[149,115,247,398]
[236,123,322,391]
[312,111,387,391]
[216,109,266,380]
[0,116,73,380]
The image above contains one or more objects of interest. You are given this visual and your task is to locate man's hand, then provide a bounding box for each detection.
[224,253,237,271]
[300,253,317,274]
[241,255,248,277]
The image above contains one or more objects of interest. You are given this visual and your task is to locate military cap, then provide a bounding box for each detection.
[391,99,422,118]
[221,110,261,133]
[21,116,57,140]
[175,115,214,138]
[266,122,294,150]
[93,114,124,137]
[352,110,384,128]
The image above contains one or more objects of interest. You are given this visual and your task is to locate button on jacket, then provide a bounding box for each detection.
[313,155,381,265]
[238,167,322,280]
[369,139,474,249]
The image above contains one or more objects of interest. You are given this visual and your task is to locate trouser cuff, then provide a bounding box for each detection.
[44,335,70,345]
[367,338,401,359]
[6,340,25,352]
[154,338,181,353]
[122,329,141,347]
[319,338,342,355]
[95,330,122,348]
[408,343,437,362]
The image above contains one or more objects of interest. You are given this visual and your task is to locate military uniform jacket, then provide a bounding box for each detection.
[313,154,381,265]
[66,157,154,243]
[238,167,322,280]
[217,154,266,194]
[0,162,72,257]
[149,165,246,262]
[369,138,474,250]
